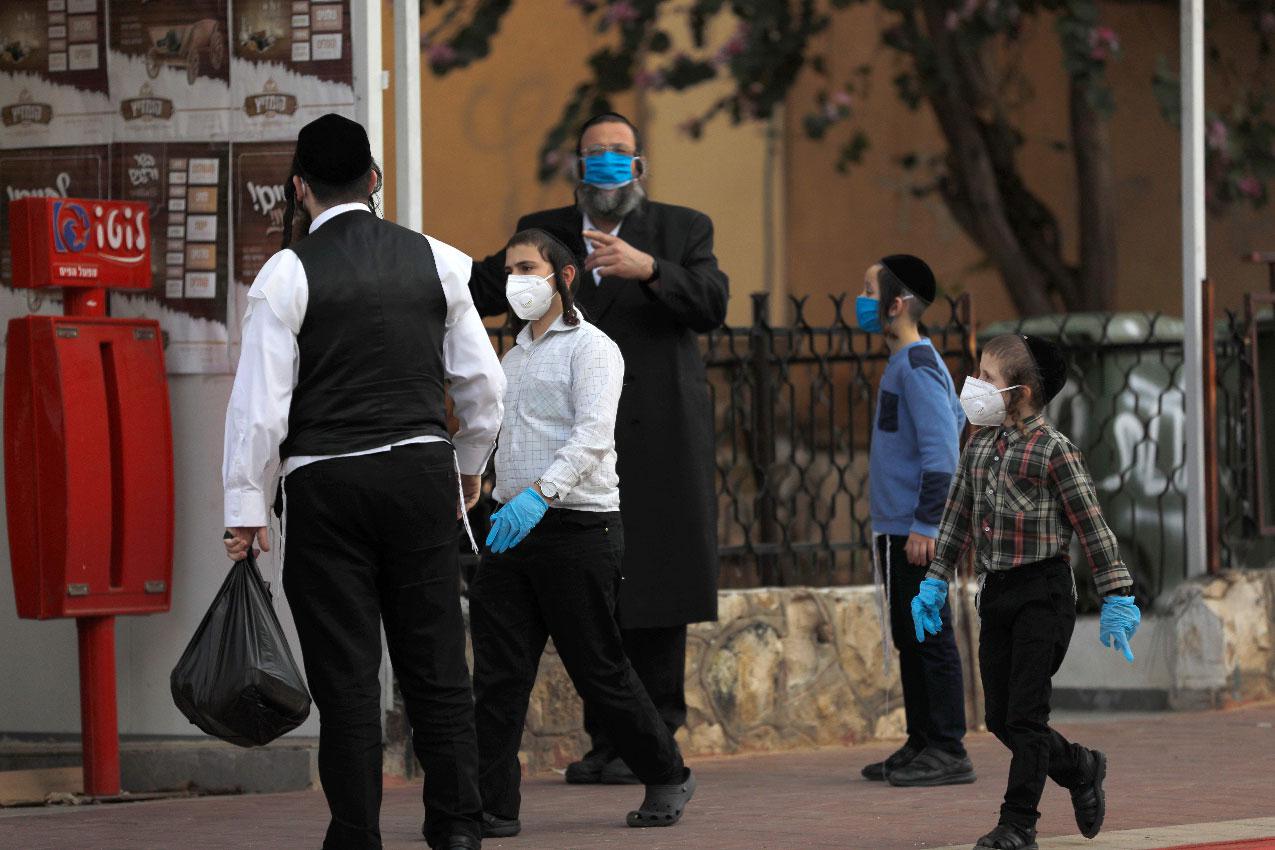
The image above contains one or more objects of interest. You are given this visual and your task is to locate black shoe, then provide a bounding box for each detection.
[1070,748,1108,839]
[886,747,976,787]
[860,742,923,781]
[564,748,614,784]
[600,757,641,785]
[446,836,481,850]
[975,823,1038,849]
[481,812,521,838]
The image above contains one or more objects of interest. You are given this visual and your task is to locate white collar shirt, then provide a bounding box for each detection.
[581,212,622,286]
[492,312,625,510]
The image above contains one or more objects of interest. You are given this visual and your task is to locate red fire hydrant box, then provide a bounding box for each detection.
[8,197,152,290]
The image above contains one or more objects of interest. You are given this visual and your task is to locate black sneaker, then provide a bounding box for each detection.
[481,812,521,838]
[600,757,641,785]
[860,742,923,781]
[564,747,614,784]
[886,746,976,787]
[1070,749,1108,839]
[975,823,1038,849]
[446,836,482,850]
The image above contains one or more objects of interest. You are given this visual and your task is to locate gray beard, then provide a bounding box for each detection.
[576,180,646,223]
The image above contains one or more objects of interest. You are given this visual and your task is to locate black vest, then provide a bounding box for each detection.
[280,211,449,459]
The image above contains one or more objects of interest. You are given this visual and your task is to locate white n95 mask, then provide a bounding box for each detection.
[960,376,1022,427]
[505,273,556,321]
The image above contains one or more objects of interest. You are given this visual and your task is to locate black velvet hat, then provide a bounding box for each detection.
[296,113,371,184]
[1022,334,1067,404]
[880,254,937,304]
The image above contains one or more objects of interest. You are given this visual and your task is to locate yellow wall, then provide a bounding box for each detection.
[385,4,1272,330]
[784,7,1273,327]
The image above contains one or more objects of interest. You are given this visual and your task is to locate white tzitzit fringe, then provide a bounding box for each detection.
[455,452,479,555]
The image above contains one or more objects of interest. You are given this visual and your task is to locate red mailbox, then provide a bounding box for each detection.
[6,316,174,619]
[5,196,172,798]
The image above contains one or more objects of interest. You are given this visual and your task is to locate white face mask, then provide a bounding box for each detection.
[960,376,1023,427]
[505,273,556,321]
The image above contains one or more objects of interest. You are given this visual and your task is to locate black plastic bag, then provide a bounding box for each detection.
[171,552,311,747]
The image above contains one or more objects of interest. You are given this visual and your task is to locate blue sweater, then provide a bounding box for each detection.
[869,339,964,539]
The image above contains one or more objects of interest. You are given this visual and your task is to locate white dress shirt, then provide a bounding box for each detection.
[581,212,622,286]
[223,203,505,527]
[492,311,625,511]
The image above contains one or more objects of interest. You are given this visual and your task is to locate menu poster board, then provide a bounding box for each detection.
[232,0,352,140]
[0,144,110,371]
[0,0,111,148]
[110,142,231,374]
[109,0,232,142]
[231,140,291,342]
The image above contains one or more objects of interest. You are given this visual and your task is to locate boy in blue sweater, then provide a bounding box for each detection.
[858,254,974,787]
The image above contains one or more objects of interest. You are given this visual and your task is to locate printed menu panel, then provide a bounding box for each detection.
[109,0,232,142]
[231,0,353,141]
[0,0,111,148]
[111,141,231,373]
[232,140,292,287]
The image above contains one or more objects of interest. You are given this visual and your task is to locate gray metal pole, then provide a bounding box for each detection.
[1181,0,1208,578]
[394,0,424,233]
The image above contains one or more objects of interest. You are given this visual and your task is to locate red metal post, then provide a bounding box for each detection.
[65,284,120,797]
[76,615,120,797]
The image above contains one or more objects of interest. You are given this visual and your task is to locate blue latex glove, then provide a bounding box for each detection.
[485,488,549,554]
[1099,595,1140,663]
[910,578,948,643]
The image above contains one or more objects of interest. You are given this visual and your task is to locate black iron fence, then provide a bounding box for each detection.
[469,295,1267,607]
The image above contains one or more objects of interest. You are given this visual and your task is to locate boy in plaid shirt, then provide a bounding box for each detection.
[913,334,1141,850]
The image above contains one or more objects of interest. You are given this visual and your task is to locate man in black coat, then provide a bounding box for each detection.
[470,112,728,783]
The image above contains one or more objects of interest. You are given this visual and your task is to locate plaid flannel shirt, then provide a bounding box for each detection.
[926,414,1134,596]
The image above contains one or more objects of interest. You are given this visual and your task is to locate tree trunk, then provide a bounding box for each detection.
[1070,79,1119,311]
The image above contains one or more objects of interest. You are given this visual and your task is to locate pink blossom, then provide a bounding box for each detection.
[1238,175,1264,199]
[543,150,563,169]
[823,103,841,122]
[962,0,980,15]
[715,27,748,66]
[634,69,667,91]
[1207,118,1229,153]
[425,43,458,67]
[603,1,640,25]
[1261,12,1275,35]
[945,10,961,30]
[830,90,853,109]
[1088,26,1119,62]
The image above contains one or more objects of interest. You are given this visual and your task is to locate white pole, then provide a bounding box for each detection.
[352,0,385,207]
[1181,0,1208,578]
[394,0,424,232]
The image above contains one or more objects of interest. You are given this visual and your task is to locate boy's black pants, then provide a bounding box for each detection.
[282,443,483,850]
[882,535,968,757]
[979,557,1092,831]
[469,509,685,818]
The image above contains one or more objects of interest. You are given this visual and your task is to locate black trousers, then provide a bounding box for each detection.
[583,623,688,754]
[882,535,968,756]
[283,443,482,850]
[979,558,1090,831]
[469,510,685,818]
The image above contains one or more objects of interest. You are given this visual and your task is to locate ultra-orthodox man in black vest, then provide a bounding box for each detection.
[222,114,505,850]
[469,112,729,784]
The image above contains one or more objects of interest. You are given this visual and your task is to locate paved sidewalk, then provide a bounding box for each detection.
[3,703,1274,850]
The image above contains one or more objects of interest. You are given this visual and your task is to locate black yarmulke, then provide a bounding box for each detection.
[296,113,371,184]
[1022,335,1067,404]
[880,254,937,303]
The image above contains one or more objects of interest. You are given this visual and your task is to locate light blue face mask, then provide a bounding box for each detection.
[856,295,883,333]
[582,151,636,189]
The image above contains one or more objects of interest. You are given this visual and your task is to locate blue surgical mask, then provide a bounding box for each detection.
[856,295,882,333]
[582,151,636,189]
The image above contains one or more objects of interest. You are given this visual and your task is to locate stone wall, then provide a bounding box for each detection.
[515,586,984,775]
[1164,570,1275,709]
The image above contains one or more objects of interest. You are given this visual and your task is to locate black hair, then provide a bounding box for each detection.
[505,228,581,326]
[875,263,929,328]
[576,112,644,156]
[281,158,383,250]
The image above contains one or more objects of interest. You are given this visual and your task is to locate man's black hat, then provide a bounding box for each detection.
[1022,335,1067,404]
[296,113,371,184]
[880,254,937,304]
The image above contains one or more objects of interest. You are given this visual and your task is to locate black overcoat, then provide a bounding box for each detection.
[470,200,728,627]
